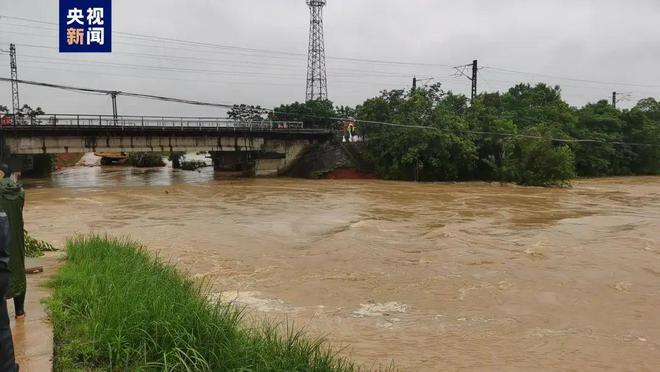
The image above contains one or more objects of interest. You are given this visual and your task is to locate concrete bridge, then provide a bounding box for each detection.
[0,114,334,176]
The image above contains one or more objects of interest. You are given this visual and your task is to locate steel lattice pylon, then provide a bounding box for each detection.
[305,0,328,102]
[9,44,20,117]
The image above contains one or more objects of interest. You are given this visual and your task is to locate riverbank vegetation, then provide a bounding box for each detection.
[47,236,357,371]
[272,84,660,186]
[24,230,57,257]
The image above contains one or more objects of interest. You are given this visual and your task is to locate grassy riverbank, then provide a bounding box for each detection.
[47,236,356,371]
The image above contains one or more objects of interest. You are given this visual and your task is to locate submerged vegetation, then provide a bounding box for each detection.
[47,236,357,372]
[24,230,57,257]
[180,159,209,171]
[272,83,660,186]
[128,152,166,167]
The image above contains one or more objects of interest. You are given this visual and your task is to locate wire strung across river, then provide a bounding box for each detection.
[1,76,659,148]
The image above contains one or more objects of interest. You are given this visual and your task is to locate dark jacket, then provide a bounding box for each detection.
[0,209,9,272]
[0,179,25,297]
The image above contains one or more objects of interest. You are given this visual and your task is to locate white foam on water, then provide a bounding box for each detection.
[210,291,295,313]
[351,302,408,318]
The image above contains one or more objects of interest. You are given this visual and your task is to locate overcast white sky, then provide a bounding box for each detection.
[0,0,659,116]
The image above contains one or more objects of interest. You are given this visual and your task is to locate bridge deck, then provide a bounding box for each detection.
[0,115,332,138]
[0,114,333,156]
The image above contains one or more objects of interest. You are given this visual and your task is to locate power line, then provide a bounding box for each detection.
[478,78,617,101]
[0,14,457,68]
[1,76,658,149]
[3,13,657,89]
[4,45,652,108]
[453,60,481,103]
[0,15,307,57]
[17,64,412,90]
[352,119,660,148]
[0,76,237,108]
[0,28,310,64]
[484,66,660,89]
[0,36,442,80]
[3,13,660,95]
[13,53,424,81]
[0,76,402,110]
[15,56,302,80]
[612,91,632,109]
[3,41,431,78]
[4,19,656,104]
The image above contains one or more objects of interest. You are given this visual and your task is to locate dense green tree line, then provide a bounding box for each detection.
[272,83,660,186]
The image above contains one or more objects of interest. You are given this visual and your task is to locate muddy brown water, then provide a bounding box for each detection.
[22,166,660,370]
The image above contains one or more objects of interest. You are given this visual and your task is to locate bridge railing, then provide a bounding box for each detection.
[7,115,305,131]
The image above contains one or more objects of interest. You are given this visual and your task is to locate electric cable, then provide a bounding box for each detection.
[1,76,658,148]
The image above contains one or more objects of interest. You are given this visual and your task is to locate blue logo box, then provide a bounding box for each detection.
[59,0,112,53]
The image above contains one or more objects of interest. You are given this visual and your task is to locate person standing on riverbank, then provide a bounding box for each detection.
[0,163,19,371]
[0,169,26,319]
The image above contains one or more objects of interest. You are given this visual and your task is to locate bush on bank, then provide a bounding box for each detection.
[502,126,576,187]
[47,236,357,372]
[275,83,660,187]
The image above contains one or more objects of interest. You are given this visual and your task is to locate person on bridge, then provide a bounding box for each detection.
[343,119,357,142]
[0,163,19,372]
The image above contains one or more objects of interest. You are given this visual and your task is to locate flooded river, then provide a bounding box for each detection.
[22,166,660,370]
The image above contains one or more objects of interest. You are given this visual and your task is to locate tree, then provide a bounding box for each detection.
[476,118,518,181]
[358,85,477,181]
[0,105,8,115]
[283,80,658,186]
[227,104,268,122]
[571,100,632,177]
[622,98,660,174]
[633,98,660,120]
[503,126,576,187]
[269,100,336,129]
[18,104,45,118]
[335,105,356,119]
[467,92,516,180]
[500,83,577,132]
[354,82,587,186]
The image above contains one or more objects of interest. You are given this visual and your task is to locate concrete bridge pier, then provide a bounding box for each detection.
[210,152,253,174]
[209,139,314,177]
[253,139,314,177]
[0,152,52,179]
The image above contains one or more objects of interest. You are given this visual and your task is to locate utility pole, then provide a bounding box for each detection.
[9,44,20,120]
[412,76,417,92]
[110,92,118,124]
[453,59,479,104]
[305,0,328,101]
[471,60,478,104]
[611,91,631,109]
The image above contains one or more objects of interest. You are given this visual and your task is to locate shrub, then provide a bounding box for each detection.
[503,128,576,187]
[128,153,166,167]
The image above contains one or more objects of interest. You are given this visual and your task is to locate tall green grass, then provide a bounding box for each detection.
[47,236,357,371]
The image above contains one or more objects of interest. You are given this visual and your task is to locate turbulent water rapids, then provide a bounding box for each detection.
[23,166,660,370]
